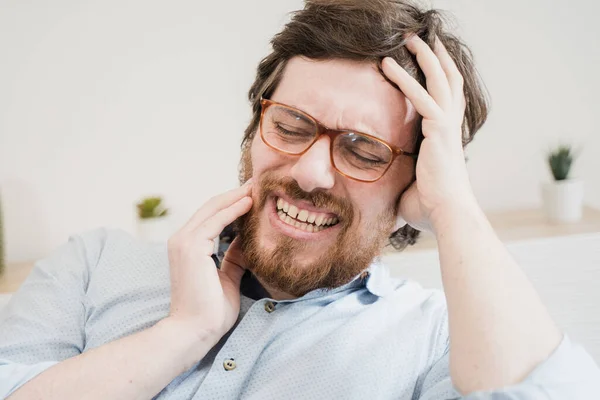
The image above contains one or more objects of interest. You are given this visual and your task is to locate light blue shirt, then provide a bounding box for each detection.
[1,228,599,399]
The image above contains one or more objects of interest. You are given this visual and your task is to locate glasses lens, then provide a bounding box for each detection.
[261,105,317,154]
[333,132,393,181]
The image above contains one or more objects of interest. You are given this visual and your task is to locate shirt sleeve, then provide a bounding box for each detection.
[418,335,600,400]
[0,229,105,398]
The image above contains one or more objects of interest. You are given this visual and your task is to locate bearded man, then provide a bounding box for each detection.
[1,1,599,399]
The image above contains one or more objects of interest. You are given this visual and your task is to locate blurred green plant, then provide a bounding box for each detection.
[136,196,169,219]
[547,145,578,181]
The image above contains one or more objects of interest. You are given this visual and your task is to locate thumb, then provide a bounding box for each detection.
[398,183,432,232]
[220,238,247,287]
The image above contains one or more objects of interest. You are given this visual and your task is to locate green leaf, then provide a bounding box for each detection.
[547,145,576,181]
[136,196,169,219]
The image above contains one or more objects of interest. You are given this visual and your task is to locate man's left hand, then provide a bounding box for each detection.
[382,35,478,233]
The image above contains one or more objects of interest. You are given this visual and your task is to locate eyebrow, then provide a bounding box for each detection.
[285,106,385,140]
[280,100,386,141]
[344,123,382,140]
[347,133,380,144]
[281,107,314,125]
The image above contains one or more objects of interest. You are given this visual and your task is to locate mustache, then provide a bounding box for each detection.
[256,173,354,222]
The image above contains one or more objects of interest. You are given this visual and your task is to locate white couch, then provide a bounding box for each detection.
[0,294,10,310]
[383,232,600,363]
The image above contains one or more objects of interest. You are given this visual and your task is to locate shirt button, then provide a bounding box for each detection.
[264,301,276,313]
[223,358,236,371]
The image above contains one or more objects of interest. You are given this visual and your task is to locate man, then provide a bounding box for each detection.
[1,0,599,398]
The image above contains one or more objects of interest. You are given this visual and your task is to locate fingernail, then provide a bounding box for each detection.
[243,177,253,187]
[403,32,414,40]
[382,57,396,68]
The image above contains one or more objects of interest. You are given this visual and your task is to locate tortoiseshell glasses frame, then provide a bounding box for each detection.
[259,98,418,183]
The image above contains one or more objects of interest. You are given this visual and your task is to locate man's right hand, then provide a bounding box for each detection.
[165,180,253,355]
[7,181,255,400]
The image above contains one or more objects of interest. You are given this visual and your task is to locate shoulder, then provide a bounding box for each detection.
[385,278,448,330]
[72,227,164,253]
[368,264,449,355]
[367,259,447,314]
[68,228,168,274]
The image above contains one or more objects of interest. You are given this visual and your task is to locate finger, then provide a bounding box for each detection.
[404,35,452,110]
[196,195,253,241]
[432,36,465,107]
[221,238,246,270]
[382,57,442,120]
[179,179,252,235]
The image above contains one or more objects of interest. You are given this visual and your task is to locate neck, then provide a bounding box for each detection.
[255,276,298,301]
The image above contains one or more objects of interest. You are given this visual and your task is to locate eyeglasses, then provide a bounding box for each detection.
[259,98,418,183]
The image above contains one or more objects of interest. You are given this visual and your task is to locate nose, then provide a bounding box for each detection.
[289,135,336,192]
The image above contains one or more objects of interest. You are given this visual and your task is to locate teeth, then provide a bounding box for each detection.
[287,205,298,219]
[315,215,325,227]
[276,197,339,231]
[297,209,308,222]
[277,211,286,223]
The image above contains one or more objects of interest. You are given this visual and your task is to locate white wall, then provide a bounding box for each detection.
[0,0,303,261]
[432,0,600,211]
[1,0,599,262]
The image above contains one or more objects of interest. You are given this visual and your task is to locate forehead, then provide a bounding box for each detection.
[270,57,417,149]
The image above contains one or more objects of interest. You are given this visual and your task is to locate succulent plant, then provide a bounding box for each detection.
[136,196,169,219]
[547,145,577,181]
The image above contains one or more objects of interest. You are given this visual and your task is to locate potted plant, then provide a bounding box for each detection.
[136,196,172,243]
[542,145,584,223]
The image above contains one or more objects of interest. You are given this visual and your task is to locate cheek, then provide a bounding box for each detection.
[383,157,416,200]
[346,183,395,227]
[250,135,289,177]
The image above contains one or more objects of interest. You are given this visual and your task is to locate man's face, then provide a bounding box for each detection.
[238,57,417,298]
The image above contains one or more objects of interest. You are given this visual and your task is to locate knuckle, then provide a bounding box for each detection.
[167,235,180,249]
[453,73,465,87]
[168,235,191,253]
[206,194,220,206]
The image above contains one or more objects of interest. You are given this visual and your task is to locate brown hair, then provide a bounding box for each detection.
[242,0,490,250]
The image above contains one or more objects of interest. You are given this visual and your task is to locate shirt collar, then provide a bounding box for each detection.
[239,257,395,301]
[360,257,395,297]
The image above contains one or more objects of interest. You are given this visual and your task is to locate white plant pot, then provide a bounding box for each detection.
[136,217,173,243]
[542,179,584,223]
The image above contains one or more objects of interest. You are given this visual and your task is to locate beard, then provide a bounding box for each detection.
[236,144,396,298]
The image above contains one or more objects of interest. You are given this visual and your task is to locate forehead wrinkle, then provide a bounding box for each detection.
[272,57,415,147]
[281,97,415,150]
[275,95,384,139]
[334,113,382,140]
